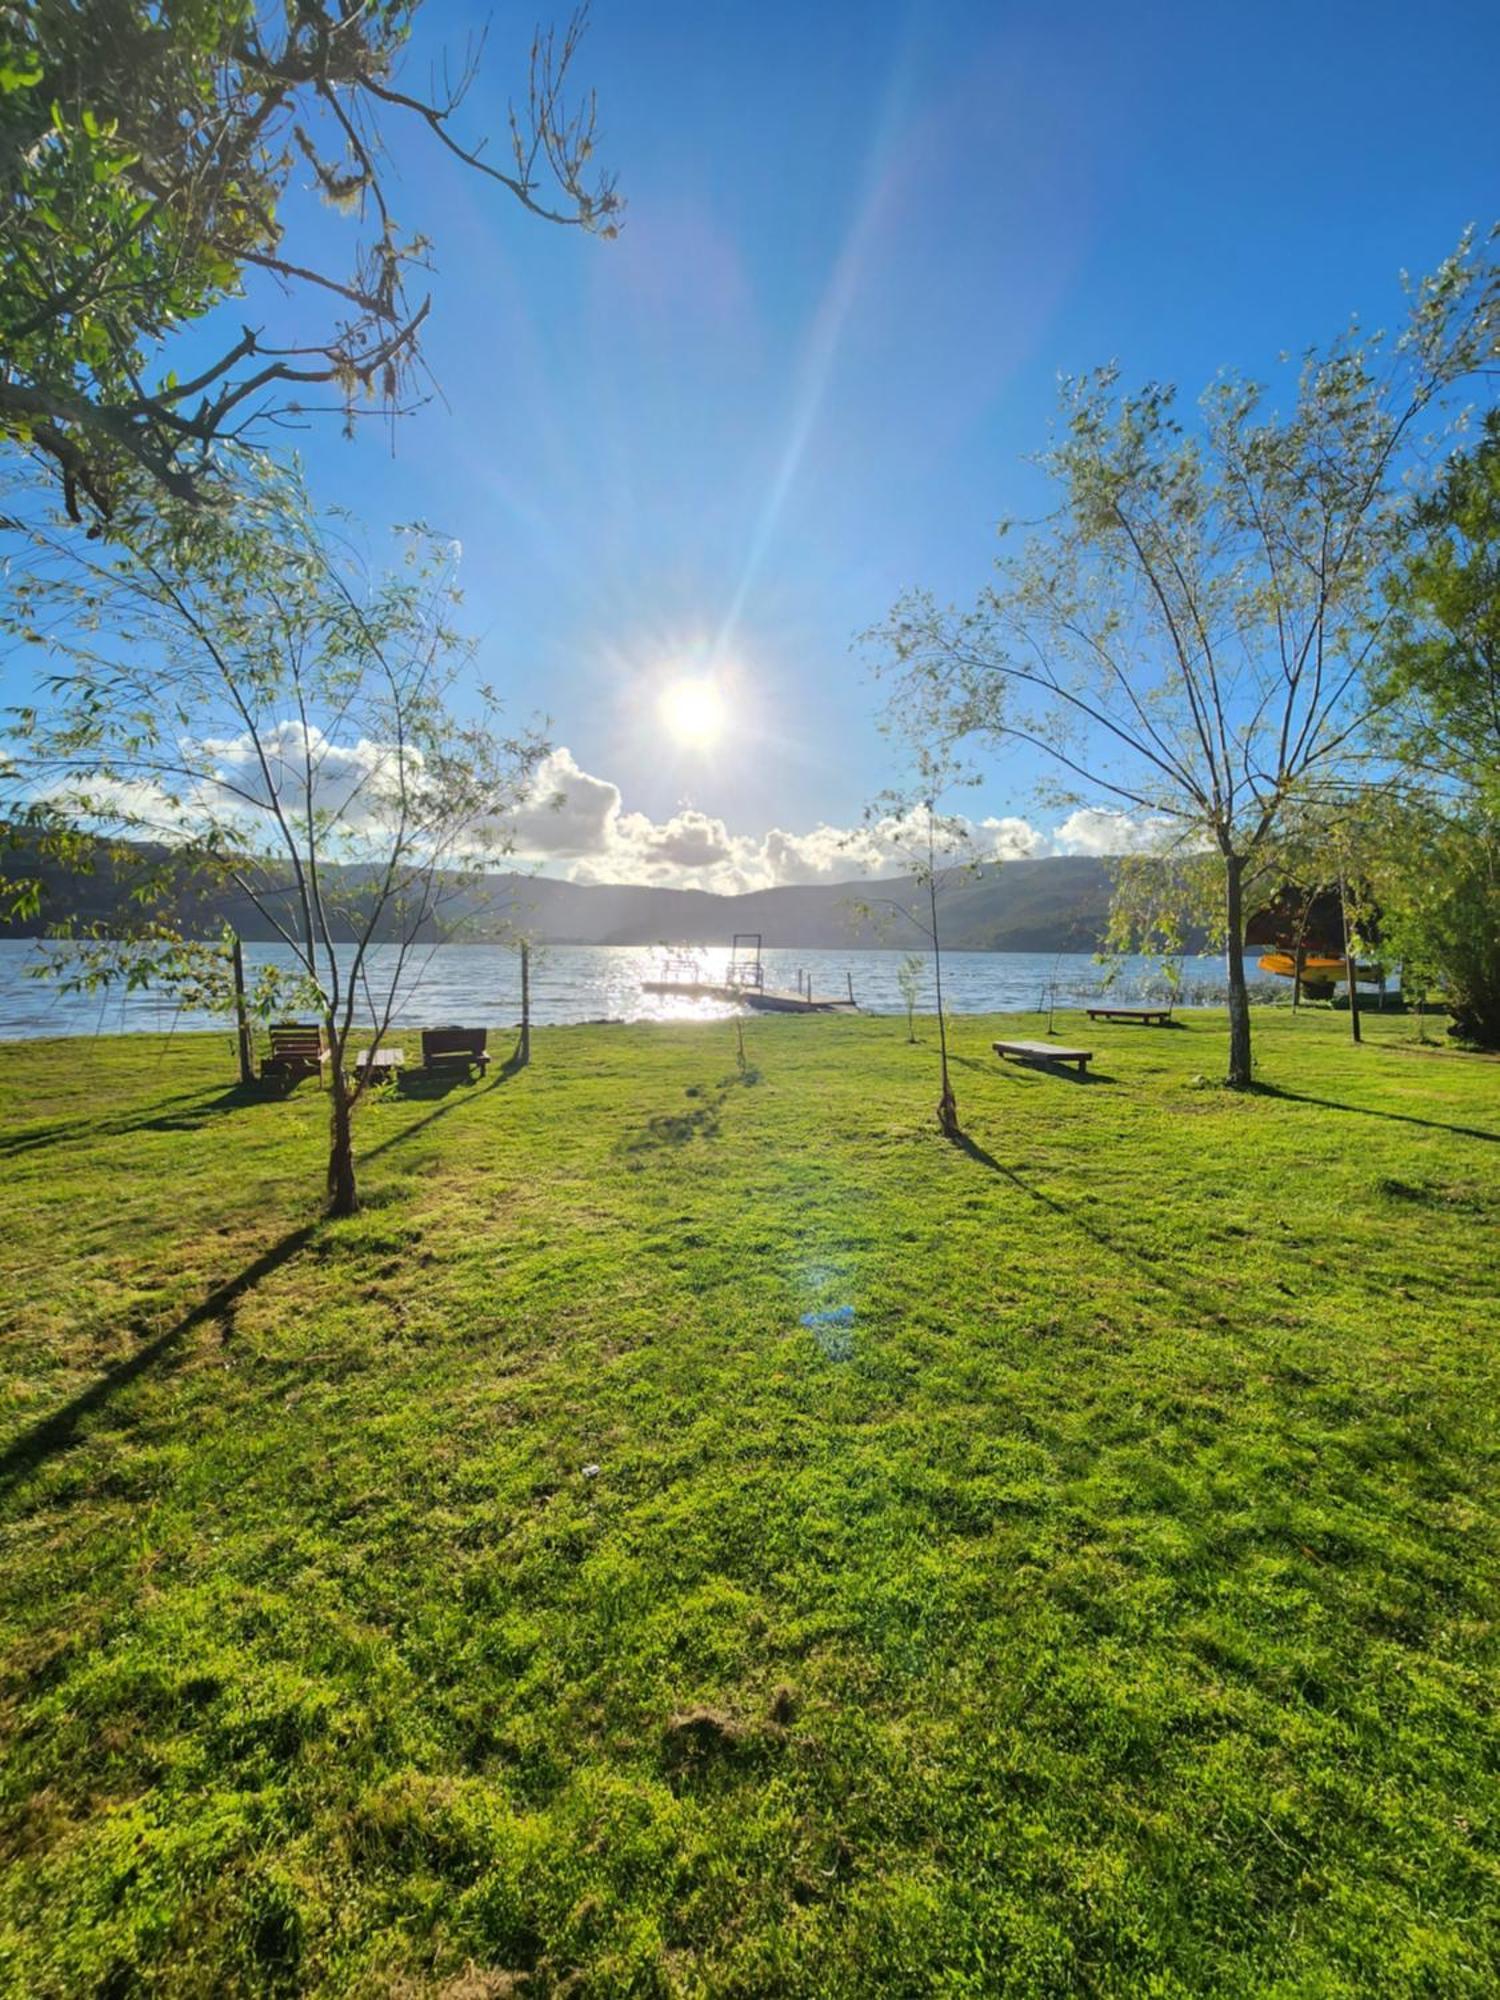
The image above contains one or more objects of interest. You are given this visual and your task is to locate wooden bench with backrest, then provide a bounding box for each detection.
[993,1038,1093,1074]
[421,1026,491,1078]
[263,1022,329,1085]
[1085,1004,1173,1026]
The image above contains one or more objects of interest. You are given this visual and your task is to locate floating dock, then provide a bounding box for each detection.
[640,979,856,1014]
[643,932,858,1014]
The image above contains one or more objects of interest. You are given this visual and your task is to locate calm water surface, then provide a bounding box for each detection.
[0,938,1273,1041]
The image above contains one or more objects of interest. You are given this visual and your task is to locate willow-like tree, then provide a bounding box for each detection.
[1,1,619,516]
[869,233,1500,1087]
[4,464,544,1213]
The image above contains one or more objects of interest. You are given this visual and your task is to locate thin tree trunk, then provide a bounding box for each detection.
[1340,874,1362,1045]
[930,868,959,1136]
[1224,852,1253,1089]
[518,941,531,1068]
[231,932,254,1085]
[326,1065,358,1216]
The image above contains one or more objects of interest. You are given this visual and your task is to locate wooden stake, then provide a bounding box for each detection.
[518,940,532,1067]
[231,932,254,1085]
[1340,874,1362,1044]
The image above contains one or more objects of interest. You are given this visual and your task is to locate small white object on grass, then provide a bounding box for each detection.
[582,1463,600,1478]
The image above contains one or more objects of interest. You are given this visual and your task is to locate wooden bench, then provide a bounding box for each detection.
[420,1026,491,1078]
[994,1038,1093,1074]
[262,1022,329,1085]
[1085,1005,1173,1026]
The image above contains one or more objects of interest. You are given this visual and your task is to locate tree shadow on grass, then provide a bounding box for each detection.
[0,1074,346,1155]
[950,1129,1247,1334]
[626,1102,724,1152]
[1250,1081,1499,1145]
[623,1069,759,1159]
[358,1060,518,1165]
[0,1222,318,1503]
[129,1082,272,1133]
[0,1087,239,1160]
[0,1042,530,1498]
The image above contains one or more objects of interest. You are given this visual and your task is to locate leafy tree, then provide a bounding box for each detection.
[1369,415,1500,1045]
[869,233,1500,1087]
[1373,808,1500,1046]
[1102,848,1225,989]
[1,0,619,517]
[1375,409,1500,805]
[4,462,545,1211]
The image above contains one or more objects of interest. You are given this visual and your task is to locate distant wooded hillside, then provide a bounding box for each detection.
[1,837,1138,953]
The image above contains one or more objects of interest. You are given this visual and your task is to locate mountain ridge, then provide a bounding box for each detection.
[1,839,1130,954]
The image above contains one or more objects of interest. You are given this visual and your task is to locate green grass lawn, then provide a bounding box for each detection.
[1,1008,1497,1997]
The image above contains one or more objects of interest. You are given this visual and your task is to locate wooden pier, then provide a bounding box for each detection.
[640,980,856,1014]
[642,934,858,1014]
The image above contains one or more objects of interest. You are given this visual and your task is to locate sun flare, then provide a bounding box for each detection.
[658,676,727,749]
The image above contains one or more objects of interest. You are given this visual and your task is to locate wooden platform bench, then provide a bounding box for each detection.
[262,1022,329,1086]
[1085,1005,1173,1026]
[420,1026,491,1078]
[993,1038,1094,1074]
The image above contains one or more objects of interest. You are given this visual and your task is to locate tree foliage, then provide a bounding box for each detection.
[3,460,546,1209]
[869,232,1500,1085]
[0,0,619,517]
[1375,408,1500,805]
[1371,412,1500,1045]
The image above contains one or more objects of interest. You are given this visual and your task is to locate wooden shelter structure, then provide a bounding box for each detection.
[1245,883,1383,1000]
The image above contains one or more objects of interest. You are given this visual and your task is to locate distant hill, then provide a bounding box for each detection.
[475,855,1119,952]
[1,836,1128,953]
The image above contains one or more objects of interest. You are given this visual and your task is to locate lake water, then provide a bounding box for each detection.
[0,937,1277,1040]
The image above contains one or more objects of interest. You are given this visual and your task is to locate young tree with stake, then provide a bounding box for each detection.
[857,754,978,1138]
[4,462,545,1213]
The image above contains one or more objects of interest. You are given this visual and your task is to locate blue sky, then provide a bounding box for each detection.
[17,0,1500,887]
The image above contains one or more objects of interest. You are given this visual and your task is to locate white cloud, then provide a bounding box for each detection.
[978,815,1047,860]
[43,730,1166,890]
[1050,807,1175,857]
[505,746,1057,892]
[618,806,737,871]
[505,746,622,858]
[195,720,410,834]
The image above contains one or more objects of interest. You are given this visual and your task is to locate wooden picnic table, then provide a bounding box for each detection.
[353,1045,406,1082]
[993,1038,1093,1074]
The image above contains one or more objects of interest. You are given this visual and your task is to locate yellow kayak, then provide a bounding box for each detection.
[1258,953,1382,982]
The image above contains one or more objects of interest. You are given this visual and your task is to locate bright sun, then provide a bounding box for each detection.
[658,676,727,749]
